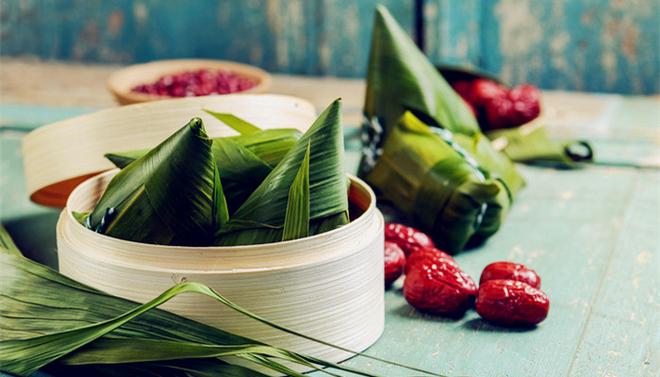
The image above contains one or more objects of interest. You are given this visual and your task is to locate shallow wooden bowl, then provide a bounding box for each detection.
[107,59,272,105]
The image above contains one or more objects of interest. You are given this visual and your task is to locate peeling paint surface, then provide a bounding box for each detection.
[0,0,657,94]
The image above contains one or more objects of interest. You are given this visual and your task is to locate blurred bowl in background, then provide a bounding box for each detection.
[107,59,272,105]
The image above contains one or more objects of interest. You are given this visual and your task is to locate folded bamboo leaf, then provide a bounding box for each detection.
[366,112,502,253]
[215,99,349,246]
[211,139,273,213]
[228,128,302,167]
[84,118,223,246]
[105,128,302,215]
[364,6,523,194]
[362,5,525,251]
[0,252,441,377]
[282,142,311,241]
[488,123,594,168]
[364,6,480,138]
[106,129,301,171]
[204,110,261,135]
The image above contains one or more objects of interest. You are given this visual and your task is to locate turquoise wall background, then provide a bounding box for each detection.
[1,0,658,94]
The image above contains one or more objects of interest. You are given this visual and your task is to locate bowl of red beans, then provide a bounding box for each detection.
[107,59,272,105]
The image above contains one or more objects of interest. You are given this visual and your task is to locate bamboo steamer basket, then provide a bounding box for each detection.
[58,170,385,363]
[22,94,315,208]
[107,59,272,105]
[23,94,385,364]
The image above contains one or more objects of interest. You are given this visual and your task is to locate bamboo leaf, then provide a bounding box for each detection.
[488,124,594,168]
[104,128,302,214]
[282,142,311,241]
[0,253,442,377]
[366,112,502,253]
[364,5,480,137]
[85,118,222,246]
[215,100,349,246]
[362,5,525,251]
[204,110,261,135]
[228,128,302,167]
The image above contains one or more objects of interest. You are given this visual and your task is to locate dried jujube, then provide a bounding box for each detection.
[384,223,435,257]
[476,279,549,326]
[403,259,477,316]
[479,261,541,289]
[404,247,457,275]
[384,241,406,286]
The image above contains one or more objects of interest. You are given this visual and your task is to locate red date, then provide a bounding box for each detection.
[384,241,406,286]
[404,247,457,275]
[403,259,477,316]
[476,279,549,326]
[480,261,541,289]
[385,223,435,257]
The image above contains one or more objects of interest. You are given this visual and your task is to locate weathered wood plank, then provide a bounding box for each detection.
[567,170,659,377]
[476,0,659,94]
[1,0,658,93]
[0,0,316,73]
[423,0,482,67]
[312,0,414,77]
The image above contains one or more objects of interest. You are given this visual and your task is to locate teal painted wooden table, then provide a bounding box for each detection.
[0,71,658,376]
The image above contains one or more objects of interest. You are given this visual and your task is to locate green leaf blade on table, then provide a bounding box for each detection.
[488,123,594,168]
[203,110,261,135]
[0,252,441,377]
[282,142,311,241]
[215,99,349,246]
[86,118,222,246]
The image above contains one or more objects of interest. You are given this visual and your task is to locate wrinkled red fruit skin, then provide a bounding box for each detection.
[476,280,549,326]
[404,247,457,275]
[451,79,541,130]
[470,79,508,107]
[132,69,257,97]
[385,223,435,257]
[480,261,541,289]
[403,260,477,315]
[384,241,406,286]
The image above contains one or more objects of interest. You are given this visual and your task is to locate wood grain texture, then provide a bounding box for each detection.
[425,0,660,94]
[2,0,657,93]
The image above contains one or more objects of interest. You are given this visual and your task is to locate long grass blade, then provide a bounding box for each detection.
[0,253,443,376]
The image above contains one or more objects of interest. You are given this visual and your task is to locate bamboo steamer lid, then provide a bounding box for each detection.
[58,170,385,363]
[22,94,316,208]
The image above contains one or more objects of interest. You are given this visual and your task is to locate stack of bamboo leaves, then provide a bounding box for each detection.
[360,6,526,253]
[0,226,440,376]
[79,99,350,246]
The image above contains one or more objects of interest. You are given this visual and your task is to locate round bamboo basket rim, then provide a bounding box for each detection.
[63,170,379,274]
[107,59,272,105]
[23,94,316,208]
